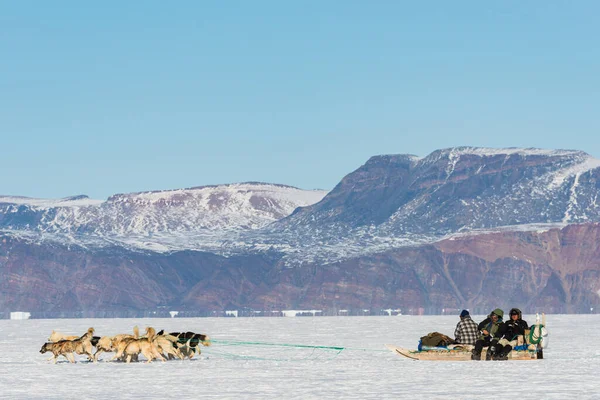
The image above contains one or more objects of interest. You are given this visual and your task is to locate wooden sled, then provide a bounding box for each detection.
[385,344,539,361]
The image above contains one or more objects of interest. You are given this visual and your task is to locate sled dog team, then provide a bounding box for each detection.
[40,326,211,363]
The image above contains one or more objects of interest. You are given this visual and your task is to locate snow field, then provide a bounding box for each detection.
[0,315,598,399]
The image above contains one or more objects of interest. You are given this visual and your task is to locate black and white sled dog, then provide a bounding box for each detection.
[164,331,211,359]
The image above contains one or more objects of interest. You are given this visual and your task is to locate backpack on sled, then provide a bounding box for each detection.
[420,332,455,347]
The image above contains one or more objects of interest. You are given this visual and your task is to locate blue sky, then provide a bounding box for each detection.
[1,1,599,199]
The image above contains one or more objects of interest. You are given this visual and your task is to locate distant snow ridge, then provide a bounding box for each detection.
[0,183,327,236]
[0,195,103,208]
[440,146,582,158]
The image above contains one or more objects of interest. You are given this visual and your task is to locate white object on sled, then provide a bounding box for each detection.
[532,313,549,349]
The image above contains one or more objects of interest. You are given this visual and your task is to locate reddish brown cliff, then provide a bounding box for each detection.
[5,223,598,315]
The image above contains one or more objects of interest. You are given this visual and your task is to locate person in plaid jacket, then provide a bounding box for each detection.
[454,309,479,345]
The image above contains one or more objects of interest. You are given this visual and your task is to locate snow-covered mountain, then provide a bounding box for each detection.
[2,147,600,262]
[279,147,600,231]
[0,183,327,234]
[263,147,600,262]
[3,147,600,314]
[0,183,327,252]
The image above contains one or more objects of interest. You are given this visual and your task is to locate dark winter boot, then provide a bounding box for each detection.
[471,350,481,360]
[485,350,493,360]
[492,344,509,360]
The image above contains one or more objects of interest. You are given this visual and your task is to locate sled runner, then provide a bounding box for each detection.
[385,344,539,361]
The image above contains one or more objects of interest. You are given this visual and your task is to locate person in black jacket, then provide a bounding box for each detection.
[491,308,528,360]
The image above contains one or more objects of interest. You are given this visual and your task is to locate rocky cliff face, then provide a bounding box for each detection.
[2,223,599,314]
[243,223,600,314]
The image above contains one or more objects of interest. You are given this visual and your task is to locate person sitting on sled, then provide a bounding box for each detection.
[471,308,504,360]
[491,308,529,359]
[454,309,479,345]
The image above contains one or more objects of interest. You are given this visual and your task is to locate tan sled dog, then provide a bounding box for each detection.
[113,327,166,363]
[93,336,114,361]
[154,331,184,360]
[111,325,140,350]
[72,327,96,362]
[48,330,79,342]
[110,326,141,362]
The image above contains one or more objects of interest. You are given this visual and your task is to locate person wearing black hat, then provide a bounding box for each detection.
[492,308,528,360]
[454,309,478,345]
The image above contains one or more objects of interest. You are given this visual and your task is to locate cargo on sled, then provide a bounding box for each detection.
[386,313,548,361]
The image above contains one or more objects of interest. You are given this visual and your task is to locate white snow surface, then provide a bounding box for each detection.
[0,315,597,399]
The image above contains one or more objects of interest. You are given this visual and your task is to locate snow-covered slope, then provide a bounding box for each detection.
[0,183,327,252]
[262,147,600,263]
[3,147,600,264]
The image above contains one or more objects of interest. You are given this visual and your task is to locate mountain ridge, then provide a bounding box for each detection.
[2,147,600,314]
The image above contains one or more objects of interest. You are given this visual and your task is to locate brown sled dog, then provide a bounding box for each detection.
[40,327,96,363]
[40,340,77,363]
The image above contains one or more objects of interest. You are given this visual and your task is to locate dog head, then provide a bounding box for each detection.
[97,336,114,350]
[199,334,211,347]
[79,327,95,341]
[40,343,50,354]
[192,333,211,347]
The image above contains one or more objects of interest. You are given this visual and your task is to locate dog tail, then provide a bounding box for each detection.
[146,327,156,341]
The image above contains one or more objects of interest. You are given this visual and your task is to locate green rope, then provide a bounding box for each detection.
[528,324,544,345]
[212,339,344,351]
[212,339,388,352]
[204,340,344,361]
[203,339,386,361]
